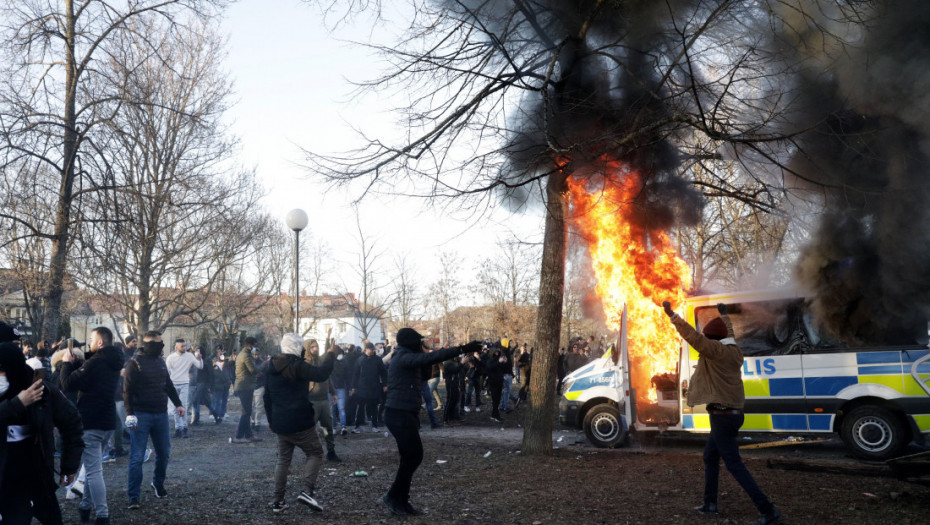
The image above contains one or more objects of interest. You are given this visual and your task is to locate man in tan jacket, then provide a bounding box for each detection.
[664,301,783,525]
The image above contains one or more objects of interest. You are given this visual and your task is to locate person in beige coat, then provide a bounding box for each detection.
[664,301,782,525]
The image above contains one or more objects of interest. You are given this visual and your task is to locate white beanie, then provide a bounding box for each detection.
[26,357,43,371]
[280,333,303,356]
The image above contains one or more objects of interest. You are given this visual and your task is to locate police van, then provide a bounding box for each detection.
[558,288,930,460]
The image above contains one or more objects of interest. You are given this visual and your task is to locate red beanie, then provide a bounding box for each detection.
[702,318,728,340]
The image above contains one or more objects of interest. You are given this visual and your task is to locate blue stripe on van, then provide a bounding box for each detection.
[858,365,904,375]
[805,376,857,396]
[856,351,901,365]
[682,415,694,429]
[808,414,833,431]
[772,414,808,430]
[768,377,804,396]
[902,350,929,363]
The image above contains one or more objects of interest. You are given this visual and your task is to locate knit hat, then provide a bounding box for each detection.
[0,322,21,343]
[26,357,43,371]
[280,333,303,356]
[396,328,423,349]
[702,318,728,340]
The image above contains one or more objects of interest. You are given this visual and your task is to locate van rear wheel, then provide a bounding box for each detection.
[840,405,909,460]
[583,404,627,448]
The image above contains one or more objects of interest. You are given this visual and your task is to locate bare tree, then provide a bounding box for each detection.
[0,0,227,341]
[390,254,420,326]
[72,15,261,337]
[342,213,392,342]
[427,250,461,345]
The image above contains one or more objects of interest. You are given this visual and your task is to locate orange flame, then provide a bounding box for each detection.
[568,166,691,404]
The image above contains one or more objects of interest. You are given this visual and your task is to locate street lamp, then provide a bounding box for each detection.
[285,209,308,333]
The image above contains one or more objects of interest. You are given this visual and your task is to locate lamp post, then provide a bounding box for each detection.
[285,209,308,333]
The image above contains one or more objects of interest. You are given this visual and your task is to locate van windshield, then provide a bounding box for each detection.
[695,299,928,355]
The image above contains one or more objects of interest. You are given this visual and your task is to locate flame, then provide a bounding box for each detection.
[568,165,691,404]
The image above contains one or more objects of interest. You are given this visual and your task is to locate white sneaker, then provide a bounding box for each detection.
[464,406,470,413]
[371,427,380,433]
[475,407,481,412]
[296,491,323,512]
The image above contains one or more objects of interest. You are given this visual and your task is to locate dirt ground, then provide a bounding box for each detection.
[57,391,929,525]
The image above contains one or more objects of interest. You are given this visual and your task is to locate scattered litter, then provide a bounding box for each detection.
[557,436,564,443]
[188,468,193,471]
[228,437,232,443]
[384,431,389,438]
[863,492,877,498]
[436,460,447,464]
[483,451,492,458]
[351,471,368,477]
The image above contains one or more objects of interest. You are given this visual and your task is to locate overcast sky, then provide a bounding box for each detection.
[221,0,543,299]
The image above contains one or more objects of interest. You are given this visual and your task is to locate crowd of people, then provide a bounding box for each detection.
[0,321,538,524]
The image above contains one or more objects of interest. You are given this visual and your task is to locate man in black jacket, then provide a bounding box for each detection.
[60,326,123,525]
[0,342,84,525]
[123,331,185,509]
[264,333,337,514]
[381,328,480,517]
[350,342,387,433]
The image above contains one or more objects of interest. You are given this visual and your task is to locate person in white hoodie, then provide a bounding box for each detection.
[164,339,202,438]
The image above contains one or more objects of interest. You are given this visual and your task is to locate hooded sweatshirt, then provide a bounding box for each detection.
[264,352,336,435]
[60,344,124,430]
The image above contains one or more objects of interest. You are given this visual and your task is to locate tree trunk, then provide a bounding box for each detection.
[42,0,78,342]
[522,171,569,455]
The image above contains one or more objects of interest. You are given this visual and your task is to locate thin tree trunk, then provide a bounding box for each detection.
[522,171,569,455]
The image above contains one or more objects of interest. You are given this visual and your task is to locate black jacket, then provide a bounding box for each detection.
[123,348,182,415]
[351,354,387,400]
[0,381,84,488]
[60,345,123,431]
[485,350,512,385]
[385,345,464,412]
[264,353,335,435]
[330,354,350,389]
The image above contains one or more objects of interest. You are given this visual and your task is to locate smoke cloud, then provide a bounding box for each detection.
[784,1,930,344]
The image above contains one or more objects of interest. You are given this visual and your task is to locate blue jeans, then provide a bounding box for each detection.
[168,382,189,430]
[333,388,347,428]
[500,375,513,410]
[80,429,113,518]
[704,413,773,514]
[128,412,171,500]
[213,387,229,418]
[420,382,439,426]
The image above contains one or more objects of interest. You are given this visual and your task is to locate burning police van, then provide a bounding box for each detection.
[559,288,930,460]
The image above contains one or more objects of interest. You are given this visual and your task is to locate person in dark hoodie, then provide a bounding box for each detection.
[1,342,84,525]
[264,333,337,514]
[123,331,185,509]
[350,342,387,433]
[381,329,481,517]
[60,326,124,525]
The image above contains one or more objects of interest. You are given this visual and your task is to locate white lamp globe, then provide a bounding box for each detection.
[285,209,309,232]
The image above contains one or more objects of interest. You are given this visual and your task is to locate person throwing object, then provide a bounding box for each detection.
[663,301,782,525]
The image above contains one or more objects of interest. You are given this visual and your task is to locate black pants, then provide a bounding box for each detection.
[357,398,380,427]
[444,382,460,422]
[704,413,772,514]
[236,390,254,439]
[488,380,503,419]
[384,408,422,504]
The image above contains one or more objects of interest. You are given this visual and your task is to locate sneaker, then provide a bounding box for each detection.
[296,490,323,512]
[351,427,361,434]
[340,427,348,436]
[214,415,221,424]
[490,416,502,423]
[70,479,85,497]
[371,427,380,433]
[751,507,783,525]
[127,498,140,509]
[144,448,153,463]
[79,507,91,524]
[271,500,289,513]
[173,429,182,438]
[326,450,342,462]
[404,501,424,516]
[694,502,718,515]
[463,406,471,413]
[151,481,167,498]
[475,406,481,412]
[382,493,407,516]
[182,428,190,438]
[101,451,115,464]
[231,437,250,444]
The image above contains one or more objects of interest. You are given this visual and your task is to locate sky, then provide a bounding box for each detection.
[220,0,544,298]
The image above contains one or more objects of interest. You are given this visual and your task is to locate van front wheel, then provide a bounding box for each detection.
[840,405,909,460]
[583,404,627,448]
